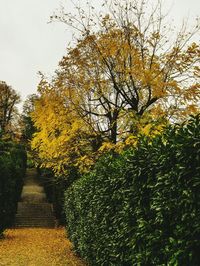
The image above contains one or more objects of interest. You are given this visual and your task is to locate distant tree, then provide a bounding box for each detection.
[21,94,38,142]
[0,81,20,138]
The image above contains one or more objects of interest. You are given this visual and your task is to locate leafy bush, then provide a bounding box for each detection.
[0,141,27,235]
[64,115,200,265]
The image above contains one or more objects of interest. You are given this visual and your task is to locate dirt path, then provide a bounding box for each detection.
[0,228,86,266]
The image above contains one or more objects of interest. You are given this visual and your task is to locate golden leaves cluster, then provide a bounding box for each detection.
[0,228,86,266]
[31,85,95,176]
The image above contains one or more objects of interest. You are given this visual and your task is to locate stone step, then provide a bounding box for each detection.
[15,217,55,221]
[17,209,52,213]
[17,202,53,208]
[20,193,47,203]
[18,204,52,208]
[15,219,55,222]
[17,203,53,212]
[15,202,55,228]
[16,209,53,213]
[15,223,55,228]
[15,216,55,227]
[15,168,56,228]
[15,223,55,227]
[15,214,55,218]
[22,185,44,193]
[16,212,53,217]
[16,213,53,217]
[15,224,55,228]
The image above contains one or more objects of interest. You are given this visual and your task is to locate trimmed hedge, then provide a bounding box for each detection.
[0,142,27,235]
[64,115,200,265]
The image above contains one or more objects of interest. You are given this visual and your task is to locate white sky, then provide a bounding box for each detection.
[0,0,199,107]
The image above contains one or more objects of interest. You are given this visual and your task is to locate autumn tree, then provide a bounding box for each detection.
[0,81,20,138]
[31,76,95,176]
[21,94,38,142]
[53,0,200,142]
[31,0,200,176]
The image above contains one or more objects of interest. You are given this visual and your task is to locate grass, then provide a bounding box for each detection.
[0,228,86,266]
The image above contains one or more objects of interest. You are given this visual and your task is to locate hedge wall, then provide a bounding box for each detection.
[0,141,27,236]
[64,115,200,265]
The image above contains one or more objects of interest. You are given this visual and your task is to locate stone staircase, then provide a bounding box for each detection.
[15,169,55,228]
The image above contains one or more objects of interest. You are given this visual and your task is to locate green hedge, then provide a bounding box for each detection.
[64,115,200,265]
[0,142,27,236]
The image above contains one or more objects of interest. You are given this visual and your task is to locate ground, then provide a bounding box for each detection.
[0,228,86,266]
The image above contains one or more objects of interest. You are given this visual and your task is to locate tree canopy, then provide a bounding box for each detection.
[21,94,38,143]
[0,81,20,139]
[31,0,200,176]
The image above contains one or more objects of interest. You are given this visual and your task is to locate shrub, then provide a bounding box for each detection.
[64,115,200,265]
[0,141,27,235]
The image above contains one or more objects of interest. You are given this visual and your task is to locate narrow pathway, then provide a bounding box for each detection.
[0,169,86,265]
[15,168,55,227]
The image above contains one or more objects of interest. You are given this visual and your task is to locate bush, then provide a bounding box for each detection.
[64,115,200,265]
[0,141,27,235]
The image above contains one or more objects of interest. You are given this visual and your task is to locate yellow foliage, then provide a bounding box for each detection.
[31,2,200,176]
[0,228,86,266]
[31,84,93,176]
[98,141,116,152]
[124,135,138,147]
[76,155,95,173]
[141,124,152,136]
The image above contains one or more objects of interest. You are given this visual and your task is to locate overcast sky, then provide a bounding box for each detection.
[0,0,199,107]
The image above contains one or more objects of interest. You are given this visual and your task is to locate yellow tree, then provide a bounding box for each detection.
[31,76,96,176]
[31,0,200,176]
[53,0,200,143]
